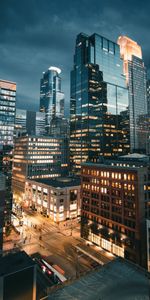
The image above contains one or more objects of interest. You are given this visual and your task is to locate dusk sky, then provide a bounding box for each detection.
[0,0,150,116]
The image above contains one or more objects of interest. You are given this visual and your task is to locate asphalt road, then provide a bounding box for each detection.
[4,208,112,280]
[14,209,94,279]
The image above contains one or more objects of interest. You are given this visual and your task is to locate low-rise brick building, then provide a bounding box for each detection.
[81,154,150,268]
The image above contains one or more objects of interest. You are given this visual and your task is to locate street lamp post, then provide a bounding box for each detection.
[70,217,73,236]
[76,249,79,278]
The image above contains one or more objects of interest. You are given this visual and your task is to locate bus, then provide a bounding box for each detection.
[41,259,67,283]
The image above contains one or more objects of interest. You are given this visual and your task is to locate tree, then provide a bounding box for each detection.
[5,225,12,237]
[81,216,89,239]
[99,227,109,239]
[110,231,121,244]
[90,222,99,234]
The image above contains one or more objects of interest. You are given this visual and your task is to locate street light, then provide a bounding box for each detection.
[76,249,79,278]
[70,216,73,236]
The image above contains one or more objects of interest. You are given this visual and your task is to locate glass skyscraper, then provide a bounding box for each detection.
[0,80,16,146]
[0,173,5,252]
[70,33,129,174]
[147,79,150,115]
[49,117,69,137]
[0,79,16,224]
[118,36,147,152]
[40,66,64,133]
[15,109,46,137]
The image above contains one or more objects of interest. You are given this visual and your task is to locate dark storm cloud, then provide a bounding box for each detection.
[0,0,150,115]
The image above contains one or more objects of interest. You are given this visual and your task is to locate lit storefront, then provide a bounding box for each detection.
[25,177,81,223]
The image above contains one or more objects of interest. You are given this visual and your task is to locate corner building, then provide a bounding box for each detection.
[81,154,150,268]
[25,177,81,222]
[12,136,68,203]
[70,33,130,174]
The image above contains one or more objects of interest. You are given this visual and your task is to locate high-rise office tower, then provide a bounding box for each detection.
[70,33,129,174]
[0,80,16,146]
[118,36,147,152]
[0,79,16,224]
[49,117,69,138]
[0,173,5,253]
[40,67,64,133]
[14,108,26,136]
[49,116,70,173]
[147,79,150,115]
[12,136,69,202]
[15,109,46,137]
[137,114,150,155]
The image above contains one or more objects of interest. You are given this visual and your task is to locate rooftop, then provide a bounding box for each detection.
[0,79,16,85]
[82,162,148,171]
[121,153,148,159]
[0,251,35,276]
[31,177,81,188]
[82,153,150,170]
[48,66,61,74]
[48,258,149,300]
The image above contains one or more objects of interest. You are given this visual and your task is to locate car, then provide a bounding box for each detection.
[34,258,53,277]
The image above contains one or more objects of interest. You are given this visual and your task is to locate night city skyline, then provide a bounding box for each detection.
[0,0,150,115]
[1,2,150,299]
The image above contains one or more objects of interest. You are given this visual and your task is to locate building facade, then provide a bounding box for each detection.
[15,109,46,137]
[25,177,80,222]
[0,79,16,224]
[118,36,147,152]
[137,114,150,155]
[146,219,150,272]
[70,33,129,174]
[49,117,69,138]
[12,136,69,203]
[0,251,36,300]
[81,154,150,268]
[0,144,13,224]
[147,79,150,115]
[0,173,5,253]
[40,67,64,133]
[0,79,16,146]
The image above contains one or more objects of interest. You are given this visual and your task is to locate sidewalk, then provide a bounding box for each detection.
[4,227,20,242]
[75,242,115,265]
